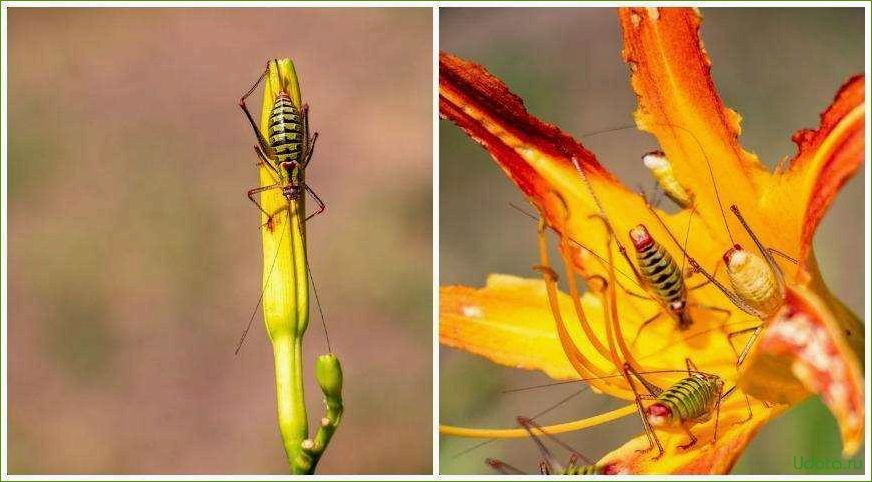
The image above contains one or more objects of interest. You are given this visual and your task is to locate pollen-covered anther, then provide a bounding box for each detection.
[533,265,559,282]
[629,224,654,251]
[645,403,671,427]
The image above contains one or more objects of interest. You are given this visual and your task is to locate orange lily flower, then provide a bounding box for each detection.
[439,7,865,475]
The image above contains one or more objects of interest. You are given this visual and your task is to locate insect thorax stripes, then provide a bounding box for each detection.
[637,242,684,304]
[269,92,304,164]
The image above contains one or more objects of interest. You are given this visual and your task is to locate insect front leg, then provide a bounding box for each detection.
[687,258,723,290]
[685,358,699,375]
[727,325,764,366]
[677,423,698,450]
[622,363,664,459]
[254,146,282,183]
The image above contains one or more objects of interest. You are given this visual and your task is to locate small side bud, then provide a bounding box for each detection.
[316,354,343,400]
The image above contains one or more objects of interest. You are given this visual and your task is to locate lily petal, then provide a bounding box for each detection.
[440,50,727,290]
[620,7,764,227]
[440,274,623,395]
[783,75,865,263]
[739,285,865,456]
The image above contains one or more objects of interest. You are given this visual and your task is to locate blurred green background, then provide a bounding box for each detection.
[440,7,865,475]
[7,8,432,474]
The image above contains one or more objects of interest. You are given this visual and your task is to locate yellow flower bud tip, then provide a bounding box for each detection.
[316,353,343,396]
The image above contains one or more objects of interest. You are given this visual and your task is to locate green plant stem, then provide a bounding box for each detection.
[273,334,308,473]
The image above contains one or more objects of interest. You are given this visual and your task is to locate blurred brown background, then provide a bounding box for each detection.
[7,8,432,474]
[440,7,865,475]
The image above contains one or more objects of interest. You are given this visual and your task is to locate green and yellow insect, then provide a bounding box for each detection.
[239,59,325,225]
[236,59,340,475]
[621,360,736,458]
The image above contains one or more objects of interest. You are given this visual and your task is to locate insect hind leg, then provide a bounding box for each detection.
[304,184,327,221]
[247,183,284,222]
[238,64,273,155]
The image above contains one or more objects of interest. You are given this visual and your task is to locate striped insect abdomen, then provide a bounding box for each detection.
[268,92,304,164]
[655,374,720,424]
[565,464,605,475]
[629,225,685,306]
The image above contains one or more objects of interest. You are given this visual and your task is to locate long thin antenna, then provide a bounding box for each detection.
[236,225,288,355]
[304,251,332,353]
[451,388,584,459]
[508,202,642,290]
[579,123,637,139]
[679,207,697,275]
[651,122,734,244]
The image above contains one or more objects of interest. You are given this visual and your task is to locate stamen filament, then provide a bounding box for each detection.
[439,404,637,439]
